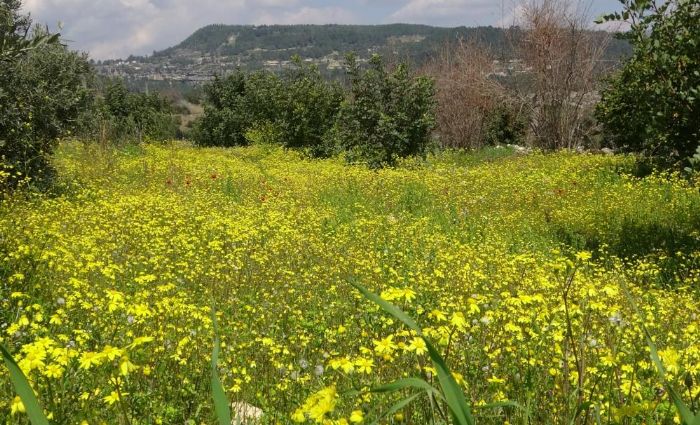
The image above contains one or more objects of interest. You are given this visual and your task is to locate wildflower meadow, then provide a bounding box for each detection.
[1,143,699,424]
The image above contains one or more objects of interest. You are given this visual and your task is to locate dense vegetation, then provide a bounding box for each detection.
[192,55,436,166]
[597,0,700,167]
[0,0,92,191]
[1,144,699,423]
[2,0,700,423]
[86,79,180,144]
[192,58,344,157]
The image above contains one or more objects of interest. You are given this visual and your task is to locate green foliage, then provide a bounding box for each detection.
[0,6,93,190]
[193,61,343,157]
[210,309,232,425]
[685,145,700,173]
[0,0,59,63]
[276,57,344,157]
[90,79,179,144]
[192,71,274,147]
[596,0,700,167]
[330,54,437,168]
[483,105,527,146]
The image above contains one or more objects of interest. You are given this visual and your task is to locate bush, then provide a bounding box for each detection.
[193,60,342,156]
[483,105,527,146]
[87,79,179,144]
[276,57,344,157]
[0,6,93,190]
[192,71,280,147]
[596,0,700,166]
[330,54,437,168]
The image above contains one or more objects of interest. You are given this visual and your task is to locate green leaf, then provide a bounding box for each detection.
[425,340,475,425]
[372,377,443,399]
[350,281,421,334]
[352,281,475,425]
[210,310,232,425]
[0,343,50,425]
[370,393,422,425]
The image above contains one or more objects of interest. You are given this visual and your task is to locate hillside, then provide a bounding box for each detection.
[95,24,631,84]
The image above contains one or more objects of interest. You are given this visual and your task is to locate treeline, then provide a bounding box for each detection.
[151,23,631,65]
[1,0,698,192]
[192,55,435,168]
[0,15,178,192]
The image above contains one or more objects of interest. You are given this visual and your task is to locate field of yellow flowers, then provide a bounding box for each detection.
[1,142,700,424]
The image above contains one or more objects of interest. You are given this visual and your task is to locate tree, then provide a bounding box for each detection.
[330,54,436,168]
[596,0,700,166]
[192,71,270,147]
[275,57,344,157]
[93,79,179,144]
[514,0,611,150]
[193,62,342,156]
[1,1,93,190]
[0,0,59,63]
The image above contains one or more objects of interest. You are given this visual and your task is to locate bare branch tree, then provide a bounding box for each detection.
[423,39,510,149]
[514,0,611,150]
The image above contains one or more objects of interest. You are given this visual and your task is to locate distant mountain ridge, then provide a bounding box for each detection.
[96,24,631,86]
[155,23,629,62]
[157,24,512,61]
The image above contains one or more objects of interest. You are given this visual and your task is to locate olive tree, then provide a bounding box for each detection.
[1,0,93,190]
[596,0,700,166]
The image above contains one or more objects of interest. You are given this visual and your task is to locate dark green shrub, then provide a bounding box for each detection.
[483,105,527,146]
[596,0,700,167]
[1,4,93,190]
[330,54,437,168]
[276,57,344,157]
[193,61,342,156]
[192,71,281,147]
[89,79,178,144]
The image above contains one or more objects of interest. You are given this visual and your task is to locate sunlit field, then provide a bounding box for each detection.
[2,142,700,424]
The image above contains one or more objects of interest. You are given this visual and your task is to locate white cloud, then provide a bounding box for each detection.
[24,0,249,59]
[388,0,498,26]
[23,0,357,59]
[254,6,357,25]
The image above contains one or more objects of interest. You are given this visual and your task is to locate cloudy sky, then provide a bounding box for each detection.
[22,0,622,60]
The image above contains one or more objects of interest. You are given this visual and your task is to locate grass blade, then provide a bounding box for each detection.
[425,340,475,425]
[350,281,421,333]
[370,393,422,425]
[372,377,443,399]
[0,343,50,425]
[352,281,475,425]
[210,309,232,425]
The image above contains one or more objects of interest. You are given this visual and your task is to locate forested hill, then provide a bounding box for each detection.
[96,24,630,84]
[156,23,629,62]
[157,24,513,61]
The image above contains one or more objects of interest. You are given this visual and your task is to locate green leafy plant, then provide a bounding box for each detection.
[91,79,179,144]
[483,105,527,146]
[330,54,437,168]
[684,145,700,173]
[1,0,93,191]
[596,0,700,167]
[210,309,232,425]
